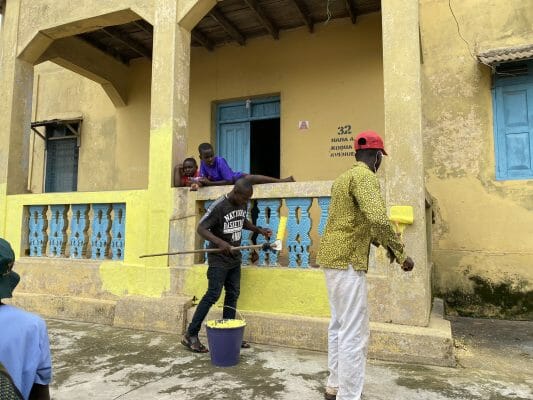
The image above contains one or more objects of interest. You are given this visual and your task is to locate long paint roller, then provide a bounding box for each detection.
[139,216,288,259]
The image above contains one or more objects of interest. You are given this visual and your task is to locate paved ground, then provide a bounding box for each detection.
[48,317,533,400]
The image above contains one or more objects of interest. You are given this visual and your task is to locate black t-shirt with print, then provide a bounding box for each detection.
[199,194,247,269]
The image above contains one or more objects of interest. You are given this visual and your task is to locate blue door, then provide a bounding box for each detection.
[218,122,251,174]
[494,83,533,179]
[217,97,280,174]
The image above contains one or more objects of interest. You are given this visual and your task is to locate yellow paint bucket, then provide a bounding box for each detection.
[205,307,246,367]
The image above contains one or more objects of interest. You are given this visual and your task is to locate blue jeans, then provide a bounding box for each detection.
[187,265,241,336]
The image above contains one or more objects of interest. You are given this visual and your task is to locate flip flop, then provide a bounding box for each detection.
[241,341,251,349]
[181,334,209,353]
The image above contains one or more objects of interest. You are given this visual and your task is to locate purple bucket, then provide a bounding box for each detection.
[205,318,246,367]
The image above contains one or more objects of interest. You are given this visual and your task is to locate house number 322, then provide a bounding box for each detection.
[337,125,352,135]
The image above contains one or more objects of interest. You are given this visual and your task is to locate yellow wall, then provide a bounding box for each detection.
[30,59,151,192]
[185,265,330,318]
[188,14,384,180]
[3,189,172,298]
[6,0,531,321]
[17,0,154,54]
[420,0,533,318]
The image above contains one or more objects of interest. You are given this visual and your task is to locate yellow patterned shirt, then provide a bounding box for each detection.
[317,161,406,270]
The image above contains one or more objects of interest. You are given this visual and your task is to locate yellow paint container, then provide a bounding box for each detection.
[389,205,414,236]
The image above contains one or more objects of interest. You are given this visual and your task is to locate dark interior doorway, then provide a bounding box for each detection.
[250,118,280,178]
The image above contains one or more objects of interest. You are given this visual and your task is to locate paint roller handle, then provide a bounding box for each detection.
[213,239,233,256]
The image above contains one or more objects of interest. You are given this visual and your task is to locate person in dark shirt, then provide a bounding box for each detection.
[182,179,272,353]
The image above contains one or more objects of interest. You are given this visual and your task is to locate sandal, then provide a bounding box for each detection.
[324,387,337,400]
[181,334,209,353]
[241,341,251,349]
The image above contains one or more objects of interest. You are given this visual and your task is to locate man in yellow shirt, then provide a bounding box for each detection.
[317,131,414,400]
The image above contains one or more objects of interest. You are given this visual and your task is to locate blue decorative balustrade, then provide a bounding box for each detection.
[29,206,47,256]
[70,204,89,258]
[110,203,126,260]
[91,204,111,260]
[201,195,332,268]
[26,203,126,260]
[48,205,67,257]
[317,197,331,236]
[202,200,214,263]
[239,201,253,265]
[286,198,312,267]
[256,199,281,266]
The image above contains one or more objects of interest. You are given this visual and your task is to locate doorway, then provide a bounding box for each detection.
[216,96,280,176]
[250,118,280,177]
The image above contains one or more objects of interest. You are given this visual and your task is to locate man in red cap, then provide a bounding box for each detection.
[317,131,414,400]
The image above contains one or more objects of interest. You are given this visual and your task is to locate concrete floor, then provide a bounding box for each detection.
[48,317,533,400]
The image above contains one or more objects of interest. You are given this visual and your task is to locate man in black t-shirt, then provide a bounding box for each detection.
[182,179,272,353]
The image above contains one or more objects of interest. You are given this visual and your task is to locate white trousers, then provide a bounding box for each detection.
[324,266,369,400]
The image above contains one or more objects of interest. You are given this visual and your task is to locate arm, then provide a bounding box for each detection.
[199,177,233,186]
[243,219,272,238]
[199,158,235,186]
[197,224,232,255]
[197,203,232,254]
[351,173,407,264]
[30,321,52,400]
[173,164,183,187]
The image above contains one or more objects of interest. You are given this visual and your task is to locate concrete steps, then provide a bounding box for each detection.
[8,292,454,366]
[7,292,192,334]
[8,258,454,367]
[188,299,455,367]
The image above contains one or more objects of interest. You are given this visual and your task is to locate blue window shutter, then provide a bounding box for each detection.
[45,138,79,192]
[216,97,279,175]
[494,82,533,180]
[218,122,251,174]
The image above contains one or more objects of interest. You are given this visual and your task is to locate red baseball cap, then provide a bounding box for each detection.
[354,131,388,155]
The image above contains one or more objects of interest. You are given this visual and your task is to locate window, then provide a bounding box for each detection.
[493,60,533,180]
[31,119,81,192]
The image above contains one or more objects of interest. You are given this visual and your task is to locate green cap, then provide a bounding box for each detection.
[0,238,19,299]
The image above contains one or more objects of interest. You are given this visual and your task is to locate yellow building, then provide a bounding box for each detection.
[1,0,530,366]
[420,0,533,320]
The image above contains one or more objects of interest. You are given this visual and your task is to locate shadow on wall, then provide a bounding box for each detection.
[442,274,532,320]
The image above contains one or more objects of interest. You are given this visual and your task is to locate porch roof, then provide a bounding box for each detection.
[71,0,380,64]
[477,44,533,66]
[192,0,381,50]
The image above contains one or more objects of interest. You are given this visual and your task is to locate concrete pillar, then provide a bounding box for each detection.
[145,0,192,266]
[382,0,430,326]
[0,0,33,201]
